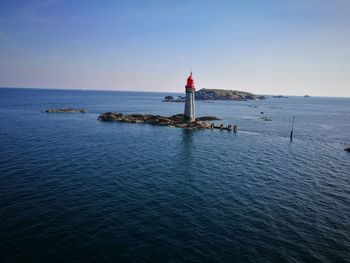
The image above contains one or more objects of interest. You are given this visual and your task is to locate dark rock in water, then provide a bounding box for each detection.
[164,96,174,100]
[98,112,220,130]
[261,116,272,121]
[345,148,350,152]
[196,116,221,121]
[272,95,288,98]
[195,88,266,101]
[44,108,86,113]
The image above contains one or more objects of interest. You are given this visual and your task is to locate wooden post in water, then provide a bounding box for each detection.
[220,124,224,130]
[228,124,232,131]
[233,125,238,133]
[290,116,295,142]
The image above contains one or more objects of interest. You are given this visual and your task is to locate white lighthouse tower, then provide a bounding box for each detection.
[184,72,195,122]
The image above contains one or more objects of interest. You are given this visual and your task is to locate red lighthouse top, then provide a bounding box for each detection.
[186,72,195,89]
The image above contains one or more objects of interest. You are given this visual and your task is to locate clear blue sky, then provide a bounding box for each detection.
[0,0,349,96]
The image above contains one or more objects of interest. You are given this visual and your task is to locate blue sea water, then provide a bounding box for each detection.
[0,87,349,262]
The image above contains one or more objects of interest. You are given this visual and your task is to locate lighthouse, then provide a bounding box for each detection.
[184,72,195,122]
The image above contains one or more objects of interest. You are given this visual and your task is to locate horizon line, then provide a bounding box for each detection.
[0,86,349,99]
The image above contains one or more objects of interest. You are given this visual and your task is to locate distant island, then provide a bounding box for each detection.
[195,89,266,100]
[163,89,266,102]
[272,95,288,98]
[163,96,185,102]
[304,95,310,98]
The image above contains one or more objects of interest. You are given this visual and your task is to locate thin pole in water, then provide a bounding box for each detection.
[290,116,295,142]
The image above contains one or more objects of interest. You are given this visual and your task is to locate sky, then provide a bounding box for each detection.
[0,0,349,97]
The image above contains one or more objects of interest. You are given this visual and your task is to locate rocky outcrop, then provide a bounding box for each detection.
[98,112,221,129]
[44,108,86,113]
[195,116,221,121]
[345,147,350,152]
[195,89,266,101]
[261,116,272,121]
[163,96,185,102]
[272,95,288,98]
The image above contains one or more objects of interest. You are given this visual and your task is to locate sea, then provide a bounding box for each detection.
[0,87,349,262]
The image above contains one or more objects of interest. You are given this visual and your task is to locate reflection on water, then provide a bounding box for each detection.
[180,129,194,163]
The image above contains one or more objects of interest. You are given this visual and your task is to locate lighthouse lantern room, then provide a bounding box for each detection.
[183,72,195,122]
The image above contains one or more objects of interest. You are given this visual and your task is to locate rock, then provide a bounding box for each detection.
[44,108,86,113]
[195,116,221,121]
[98,112,219,130]
[345,148,350,152]
[261,117,272,121]
[272,95,288,98]
[97,112,123,121]
[195,88,266,101]
[162,96,185,102]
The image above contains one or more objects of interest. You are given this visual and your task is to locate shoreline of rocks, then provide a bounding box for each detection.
[98,112,221,129]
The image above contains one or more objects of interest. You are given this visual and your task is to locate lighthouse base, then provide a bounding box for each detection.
[183,115,195,123]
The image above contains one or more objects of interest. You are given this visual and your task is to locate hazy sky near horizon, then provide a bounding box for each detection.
[0,0,349,96]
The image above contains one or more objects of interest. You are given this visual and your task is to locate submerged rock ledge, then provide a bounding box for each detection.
[44,108,86,113]
[98,112,221,129]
